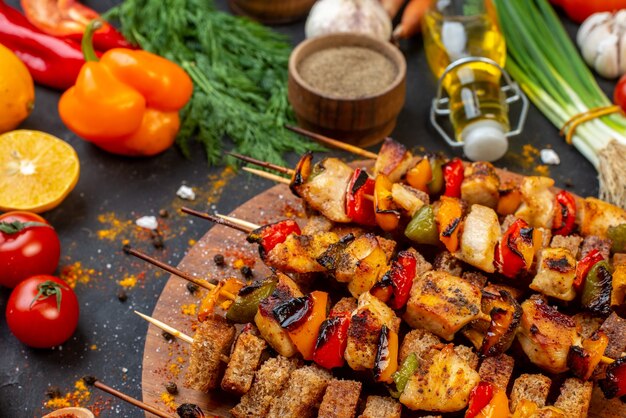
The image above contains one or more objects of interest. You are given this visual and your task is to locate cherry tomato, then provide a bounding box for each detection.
[6,275,79,348]
[0,211,61,288]
[615,75,626,113]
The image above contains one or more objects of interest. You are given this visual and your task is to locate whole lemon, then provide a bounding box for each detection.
[0,44,35,133]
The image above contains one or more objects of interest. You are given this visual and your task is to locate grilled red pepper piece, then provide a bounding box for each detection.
[313,311,351,369]
[552,190,577,236]
[21,0,134,51]
[346,168,376,226]
[443,157,464,198]
[496,219,536,278]
[247,220,301,257]
[465,381,494,418]
[388,250,417,310]
[574,249,604,292]
[600,356,626,399]
[0,1,88,90]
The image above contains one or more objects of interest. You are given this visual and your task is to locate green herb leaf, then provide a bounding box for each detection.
[0,220,51,234]
[105,0,325,166]
[389,352,418,398]
[30,280,68,312]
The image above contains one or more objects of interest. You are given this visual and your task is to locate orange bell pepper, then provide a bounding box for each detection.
[436,196,463,253]
[374,174,401,232]
[406,158,431,192]
[282,291,329,360]
[58,19,193,156]
[373,325,398,383]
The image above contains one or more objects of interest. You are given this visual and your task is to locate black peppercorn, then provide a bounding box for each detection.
[162,331,174,342]
[213,254,225,266]
[45,387,62,399]
[186,282,199,294]
[117,290,128,302]
[176,403,205,418]
[240,265,253,279]
[159,209,169,218]
[82,375,97,386]
[151,230,165,249]
[165,381,178,394]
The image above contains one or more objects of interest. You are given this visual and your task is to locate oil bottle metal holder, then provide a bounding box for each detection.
[430,56,529,148]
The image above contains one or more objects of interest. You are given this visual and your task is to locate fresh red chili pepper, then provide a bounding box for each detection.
[552,190,577,236]
[600,356,626,399]
[312,313,351,369]
[443,157,464,198]
[465,381,494,418]
[21,0,134,51]
[574,249,604,292]
[346,168,377,226]
[496,219,536,278]
[388,250,417,310]
[247,220,301,256]
[0,1,88,89]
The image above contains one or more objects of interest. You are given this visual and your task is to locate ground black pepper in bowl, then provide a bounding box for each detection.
[298,46,398,99]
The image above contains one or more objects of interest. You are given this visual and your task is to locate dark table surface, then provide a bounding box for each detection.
[0,0,612,416]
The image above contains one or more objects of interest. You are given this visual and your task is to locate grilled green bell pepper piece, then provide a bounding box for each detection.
[405,205,439,245]
[226,277,277,323]
[581,260,613,316]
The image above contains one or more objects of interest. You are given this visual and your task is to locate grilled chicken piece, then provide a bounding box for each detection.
[266,232,339,274]
[403,271,484,341]
[530,248,577,301]
[301,215,334,235]
[254,272,303,357]
[455,204,501,273]
[460,161,500,209]
[400,344,480,412]
[373,138,415,184]
[334,233,391,297]
[391,183,426,216]
[296,158,353,223]
[515,176,555,229]
[345,292,400,371]
[518,295,581,373]
[580,197,626,239]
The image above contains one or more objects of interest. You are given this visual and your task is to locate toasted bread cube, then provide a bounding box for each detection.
[460,162,500,209]
[399,328,441,364]
[318,379,362,418]
[599,312,626,358]
[403,271,482,341]
[221,330,267,395]
[231,356,298,418]
[185,316,236,392]
[266,364,332,418]
[554,378,593,418]
[550,234,583,258]
[530,248,576,301]
[358,395,402,418]
[588,385,626,418]
[478,354,514,391]
[456,204,501,272]
[509,374,552,411]
[453,345,479,370]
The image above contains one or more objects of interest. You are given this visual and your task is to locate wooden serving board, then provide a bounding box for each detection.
[141,183,305,417]
[140,164,622,418]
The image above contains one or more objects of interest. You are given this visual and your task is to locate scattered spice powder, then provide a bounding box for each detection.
[299,46,397,99]
[118,275,138,289]
[160,392,177,410]
[510,144,551,176]
[181,303,197,316]
[96,212,134,241]
[60,262,98,289]
[44,379,91,409]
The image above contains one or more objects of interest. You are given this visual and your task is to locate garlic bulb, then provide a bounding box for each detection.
[305,0,392,41]
[577,10,626,79]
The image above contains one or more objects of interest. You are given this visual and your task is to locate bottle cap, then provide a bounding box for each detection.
[461,120,508,162]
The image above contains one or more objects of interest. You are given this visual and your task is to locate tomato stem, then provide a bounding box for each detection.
[0,220,51,234]
[30,280,68,311]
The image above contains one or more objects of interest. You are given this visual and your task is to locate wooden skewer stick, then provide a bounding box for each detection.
[123,244,236,300]
[227,152,295,176]
[216,214,259,232]
[242,167,291,185]
[285,124,378,160]
[181,207,252,234]
[86,377,174,418]
[135,311,230,363]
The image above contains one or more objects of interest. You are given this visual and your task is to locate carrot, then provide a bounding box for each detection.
[380,0,406,19]
[392,0,432,40]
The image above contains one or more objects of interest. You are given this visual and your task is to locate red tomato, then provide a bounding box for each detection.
[550,0,626,23]
[6,275,79,348]
[615,75,626,113]
[0,211,61,288]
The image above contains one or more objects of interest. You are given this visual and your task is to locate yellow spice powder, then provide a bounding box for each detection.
[160,392,177,410]
[60,262,97,289]
[118,275,138,289]
[44,379,91,409]
[181,303,197,316]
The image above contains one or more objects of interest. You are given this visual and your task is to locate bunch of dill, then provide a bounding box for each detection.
[107,0,323,165]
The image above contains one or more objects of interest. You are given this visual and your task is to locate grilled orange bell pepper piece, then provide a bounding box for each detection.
[284,291,329,360]
[436,196,463,253]
[58,19,193,156]
[373,325,398,383]
[374,174,401,232]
